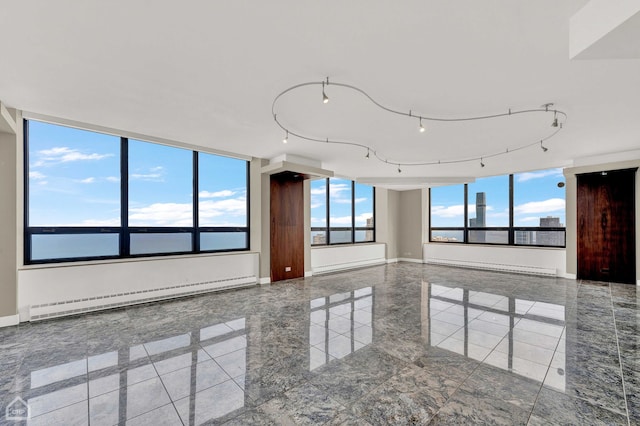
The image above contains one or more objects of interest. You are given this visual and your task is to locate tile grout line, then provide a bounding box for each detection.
[142,343,186,426]
[608,283,631,426]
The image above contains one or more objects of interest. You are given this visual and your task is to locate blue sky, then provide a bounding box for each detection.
[311,179,374,228]
[431,169,566,227]
[28,121,247,227]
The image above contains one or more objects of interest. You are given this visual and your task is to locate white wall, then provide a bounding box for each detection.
[311,243,386,274]
[18,252,259,321]
[424,243,566,277]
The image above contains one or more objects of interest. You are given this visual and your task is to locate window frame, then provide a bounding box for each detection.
[311,178,376,246]
[429,173,566,248]
[24,119,250,264]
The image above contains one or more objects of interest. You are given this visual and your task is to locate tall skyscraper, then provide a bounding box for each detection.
[538,216,564,246]
[469,192,487,242]
[475,192,486,227]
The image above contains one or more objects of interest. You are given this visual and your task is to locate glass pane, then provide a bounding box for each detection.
[128,140,193,226]
[330,230,352,244]
[130,233,192,255]
[431,230,464,243]
[329,178,353,243]
[354,183,374,227]
[468,230,508,244]
[355,230,374,243]
[514,168,566,227]
[310,179,327,228]
[467,175,509,227]
[430,185,465,227]
[27,121,120,226]
[200,232,247,251]
[31,234,119,260]
[515,230,565,246]
[198,153,247,227]
[311,230,327,245]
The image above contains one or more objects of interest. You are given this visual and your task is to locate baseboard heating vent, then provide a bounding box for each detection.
[426,258,557,277]
[29,275,257,321]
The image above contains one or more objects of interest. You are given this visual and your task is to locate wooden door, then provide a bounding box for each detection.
[270,172,304,282]
[577,168,636,284]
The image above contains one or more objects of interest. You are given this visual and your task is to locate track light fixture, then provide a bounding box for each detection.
[283,130,288,144]
[322,80,329,104]
[272,79,568,171]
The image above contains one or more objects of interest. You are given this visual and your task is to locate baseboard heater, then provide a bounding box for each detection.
[425,258,557,277]
[312,258,386,275]
[27,275,257,322]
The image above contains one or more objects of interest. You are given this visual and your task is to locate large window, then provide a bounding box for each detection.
[311,178,375,245]
[429,169,565,247]
[25,120,249,264]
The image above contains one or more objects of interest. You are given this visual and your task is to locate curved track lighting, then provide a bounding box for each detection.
[272,79,568,170]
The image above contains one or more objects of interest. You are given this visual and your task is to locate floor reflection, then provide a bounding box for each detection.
[3,263,636,424]
[24,318,247,425]
[425,282,566,391]
[309,287,373,370]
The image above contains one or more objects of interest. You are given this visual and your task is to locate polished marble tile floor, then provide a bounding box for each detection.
[1,263,639,425]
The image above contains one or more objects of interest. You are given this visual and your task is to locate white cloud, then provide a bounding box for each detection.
[33,146,113,166]
[199,190,235,198]
[514,198,565,215]
[518,217,541,223]
[130,173,163,181]
[329,212,372,226]
[79,177,96,184]
[311,217,326,226]
[106,176,120,183]
[128,197,247,227]
[516,168,563,182]
[354,197,368,204]
[431,204,471,218]
[130,166,165,181]
[129,202,193,226]
[329,215,353,225]
[310,187,326,196]
[29,171,46,180]
[330,183,349,193]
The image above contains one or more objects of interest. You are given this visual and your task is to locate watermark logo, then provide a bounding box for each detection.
[5,397,30,421]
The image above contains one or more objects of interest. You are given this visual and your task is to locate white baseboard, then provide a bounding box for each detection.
[0,314,19,328]
[386,258,399,264]
[27,277,256,321]
[563,273,577,280]
[425,258,557,277]
[304,271,313,277]
[398,258,424,264]
[312,258,386,275]
[259,277,271,285]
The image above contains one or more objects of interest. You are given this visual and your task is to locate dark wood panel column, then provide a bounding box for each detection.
[577,168,636,284]
[270,172,304,282]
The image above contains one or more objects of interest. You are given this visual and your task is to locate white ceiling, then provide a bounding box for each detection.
[1,1,640,188]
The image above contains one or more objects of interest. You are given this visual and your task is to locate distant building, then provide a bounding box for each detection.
[537,216,564,246]
[313,233,326,245]
[515,230,534,245]
[469,192,487,243]
[365,217,374,241]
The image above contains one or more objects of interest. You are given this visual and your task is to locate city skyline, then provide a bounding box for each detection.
[431,169,566,228]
